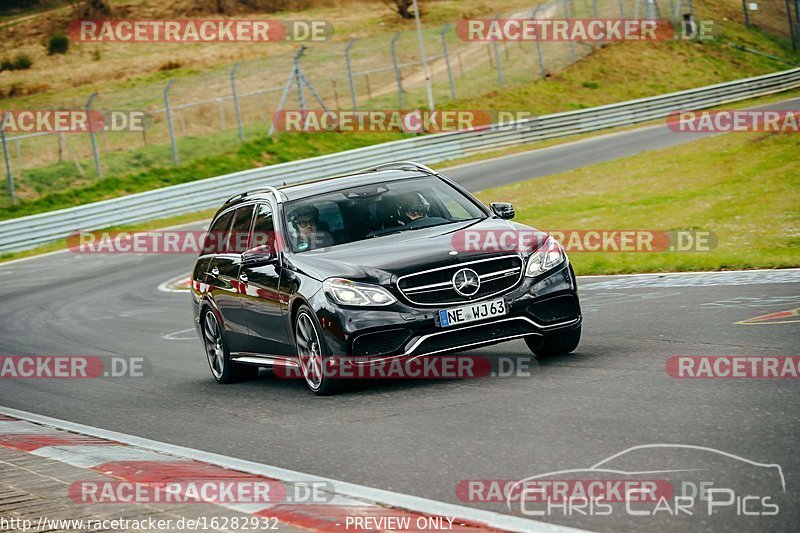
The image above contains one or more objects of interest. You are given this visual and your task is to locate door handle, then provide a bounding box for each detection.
[239,272,248,284]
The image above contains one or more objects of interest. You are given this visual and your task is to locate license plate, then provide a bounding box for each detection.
[436,298,507,328]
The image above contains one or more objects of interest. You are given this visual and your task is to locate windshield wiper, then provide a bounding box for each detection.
[367,218,483,239]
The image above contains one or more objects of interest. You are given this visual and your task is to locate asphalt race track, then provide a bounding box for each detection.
[1,117,799,532]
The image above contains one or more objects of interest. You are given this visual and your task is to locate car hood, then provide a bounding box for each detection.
[286,218,548,284]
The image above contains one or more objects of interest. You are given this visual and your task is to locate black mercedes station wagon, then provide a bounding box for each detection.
[191,162,582,394]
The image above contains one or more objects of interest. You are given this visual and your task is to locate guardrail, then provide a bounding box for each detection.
[1,67,799,253]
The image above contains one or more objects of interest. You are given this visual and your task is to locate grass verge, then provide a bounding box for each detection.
[476,131,800,275]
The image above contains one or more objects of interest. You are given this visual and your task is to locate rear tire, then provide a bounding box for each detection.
[202,310,259,383]
[527,325,581,358]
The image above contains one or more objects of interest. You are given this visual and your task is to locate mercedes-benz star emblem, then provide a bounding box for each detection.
[452,268,480,296]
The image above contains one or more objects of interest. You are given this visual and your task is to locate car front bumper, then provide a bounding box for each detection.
[311,262,581,364]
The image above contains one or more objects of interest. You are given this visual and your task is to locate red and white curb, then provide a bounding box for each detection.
[157,272,192,293]
[0,407,581,532]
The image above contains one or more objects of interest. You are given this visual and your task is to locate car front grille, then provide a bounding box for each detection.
[397,256,523,306]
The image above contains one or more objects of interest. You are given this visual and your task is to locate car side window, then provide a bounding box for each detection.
[251,203,275,250]
[226,205,256,254]
[202,210,235,255]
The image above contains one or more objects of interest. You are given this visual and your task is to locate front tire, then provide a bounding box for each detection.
[527,325,581,358]
[294,305,341,395]
[202,310,258,383]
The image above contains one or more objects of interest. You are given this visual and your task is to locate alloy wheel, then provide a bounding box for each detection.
[203,311,225,379]
[295,312,324,391]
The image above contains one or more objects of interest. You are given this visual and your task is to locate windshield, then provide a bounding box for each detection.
[283,176,486,252]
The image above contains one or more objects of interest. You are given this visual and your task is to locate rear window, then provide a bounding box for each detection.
[202,210,234,255]
[227,205,255,253]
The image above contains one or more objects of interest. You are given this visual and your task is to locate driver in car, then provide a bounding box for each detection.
[290,205,334,251]
[398,192,431,224]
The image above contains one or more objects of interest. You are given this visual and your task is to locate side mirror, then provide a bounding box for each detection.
[490,202,515,220]
[242,244,274,265]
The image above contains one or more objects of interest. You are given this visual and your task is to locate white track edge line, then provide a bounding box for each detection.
[0,405,585,533]
[577,267,800,279]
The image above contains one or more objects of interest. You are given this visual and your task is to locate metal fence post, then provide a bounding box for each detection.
[230,63,244,142]
[412,0,435,111]
[492,14,505,87]
[269,46,306,137]
[645,0,656,19]
[788,0,799,51]
[294,48,306,112]
[619,0,625,18]
[163,80,179,165]
[440,24,456,99]
[594,0,604,47]
[0,112,15,205]
[391,33,405,108]
[532,6,546,78]
[345,38,358,111]
[794,0,800,50]
[216,99,226,129]
[563,0,576,63]
[85,92,103,179]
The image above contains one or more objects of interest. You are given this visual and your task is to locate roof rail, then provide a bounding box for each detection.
[357,161,437,175]
[223,186,284,205]
[224,162,437,206]
[319,160,438,184]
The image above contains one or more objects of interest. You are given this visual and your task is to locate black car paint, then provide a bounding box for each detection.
[192,169,581,365]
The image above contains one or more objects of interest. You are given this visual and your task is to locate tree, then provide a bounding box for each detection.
[383,0,416,20]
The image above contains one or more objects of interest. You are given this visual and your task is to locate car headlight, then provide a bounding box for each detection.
[525,236,566,277]
[323,278,397,306]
